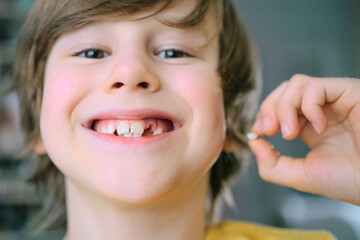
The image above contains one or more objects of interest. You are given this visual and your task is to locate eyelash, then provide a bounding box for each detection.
[156,49,192,59]
[73,48,110,59]
[73,48,192,59]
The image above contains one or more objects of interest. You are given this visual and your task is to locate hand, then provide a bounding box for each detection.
[249,74,360,206]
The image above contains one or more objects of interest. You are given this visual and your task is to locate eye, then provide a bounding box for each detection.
[74,48,110,59]
[156,49,191,59]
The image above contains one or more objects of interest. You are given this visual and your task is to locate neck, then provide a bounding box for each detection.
[63,176,209,240]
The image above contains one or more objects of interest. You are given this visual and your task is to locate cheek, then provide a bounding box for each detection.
[41,65,91,125]
[170,66,226,146]
[171,67,225,124]
[43,66,83,106]
[40,64,89,157]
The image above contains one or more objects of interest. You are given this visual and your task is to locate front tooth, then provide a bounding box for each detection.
[132,133,142,138]
[117,121,130,135]
[124,133,133,137]
[107,125,115,134]
[101,127,107,134]
[130,121,144,135]
[153,127,163,135]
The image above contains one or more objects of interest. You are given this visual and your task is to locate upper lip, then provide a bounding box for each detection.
[81,108,183,130]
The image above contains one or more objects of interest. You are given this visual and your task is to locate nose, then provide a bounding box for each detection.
[107,54,160,93]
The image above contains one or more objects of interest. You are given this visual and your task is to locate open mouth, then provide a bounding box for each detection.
[90,118,175,137]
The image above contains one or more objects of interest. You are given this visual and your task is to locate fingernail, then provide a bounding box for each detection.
[253,120,262,131]
[312,123,321,134]
[281,121,290,138]
[262,118,270,133]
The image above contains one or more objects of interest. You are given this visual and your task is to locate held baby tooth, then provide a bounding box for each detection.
[117,121,130,135]
[246,132,258,140]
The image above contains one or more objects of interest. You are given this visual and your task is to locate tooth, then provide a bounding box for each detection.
[107,125,115,134]
[101,127,107,134]
[246,132,258,140]
[133,133,142,138]
[130,121,144,135]
[124,133,133,137]
[153,127,163,135]
[117,121,130,135]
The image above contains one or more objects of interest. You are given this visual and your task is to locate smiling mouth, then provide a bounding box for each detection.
[91,118,174,137]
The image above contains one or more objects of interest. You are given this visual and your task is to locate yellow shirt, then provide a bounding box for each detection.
[206,221,336,240]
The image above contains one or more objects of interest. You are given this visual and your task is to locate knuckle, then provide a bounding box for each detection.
[289,74,309,85]
[300,100,312,114]
[258,166,271,182]
[259,100,272,113]
[307,79,321,90]
[259,170,271,182]
[279,80,289,87]
[258,167,267,180]
[276,101,289,116]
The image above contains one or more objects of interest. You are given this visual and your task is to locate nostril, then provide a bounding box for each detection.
[138,82,149,89]
[113,82,124,89]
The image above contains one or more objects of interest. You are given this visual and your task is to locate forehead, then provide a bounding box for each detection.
[90,0,218,33]
[56,0,219,45]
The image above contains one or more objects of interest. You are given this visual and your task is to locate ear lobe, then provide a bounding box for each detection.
[223,138,232,152]
[33,138,47,155]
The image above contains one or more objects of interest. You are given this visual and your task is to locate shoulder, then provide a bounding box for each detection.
[206,220,336,240]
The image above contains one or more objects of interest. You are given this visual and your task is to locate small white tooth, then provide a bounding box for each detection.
[101,127,107,134]
[130,121,144,135]
[124,132,133,137]
[246,132,258,140]
[133,133,142,138]
[117,121,130,135]
[107,125,115,134]
[153,127,163,135]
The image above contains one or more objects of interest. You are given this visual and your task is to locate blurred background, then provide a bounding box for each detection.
[0,0,359,239]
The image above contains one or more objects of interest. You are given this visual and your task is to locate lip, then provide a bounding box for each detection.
[81,108,183,144]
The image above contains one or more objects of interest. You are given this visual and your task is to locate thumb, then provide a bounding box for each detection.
[349,103,360,153]
[249,138,310,193]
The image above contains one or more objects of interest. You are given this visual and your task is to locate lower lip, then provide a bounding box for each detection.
[83,126,178,146]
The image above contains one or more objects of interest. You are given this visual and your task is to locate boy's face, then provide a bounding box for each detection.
[39,1,226,204]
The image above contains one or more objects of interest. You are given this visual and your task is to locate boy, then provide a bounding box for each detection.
[11,0,359,239]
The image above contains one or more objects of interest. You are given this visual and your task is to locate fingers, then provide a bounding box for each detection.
[301,81,328,134]
[252,74,333,140]
[348,103,360,152]
[252,81,287,136]
[249,75,360,201]
[249,138,310,192]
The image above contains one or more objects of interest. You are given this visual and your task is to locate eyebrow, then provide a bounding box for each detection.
[156,17,217,48]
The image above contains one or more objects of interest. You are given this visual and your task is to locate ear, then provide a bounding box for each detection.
[33,137,47,155]
[223,138,232,152]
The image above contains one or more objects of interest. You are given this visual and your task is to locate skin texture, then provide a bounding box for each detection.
[250,74,360,206]
[36,1,226,240]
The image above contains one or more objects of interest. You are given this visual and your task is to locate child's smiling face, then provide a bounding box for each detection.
[38,1,226,204]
